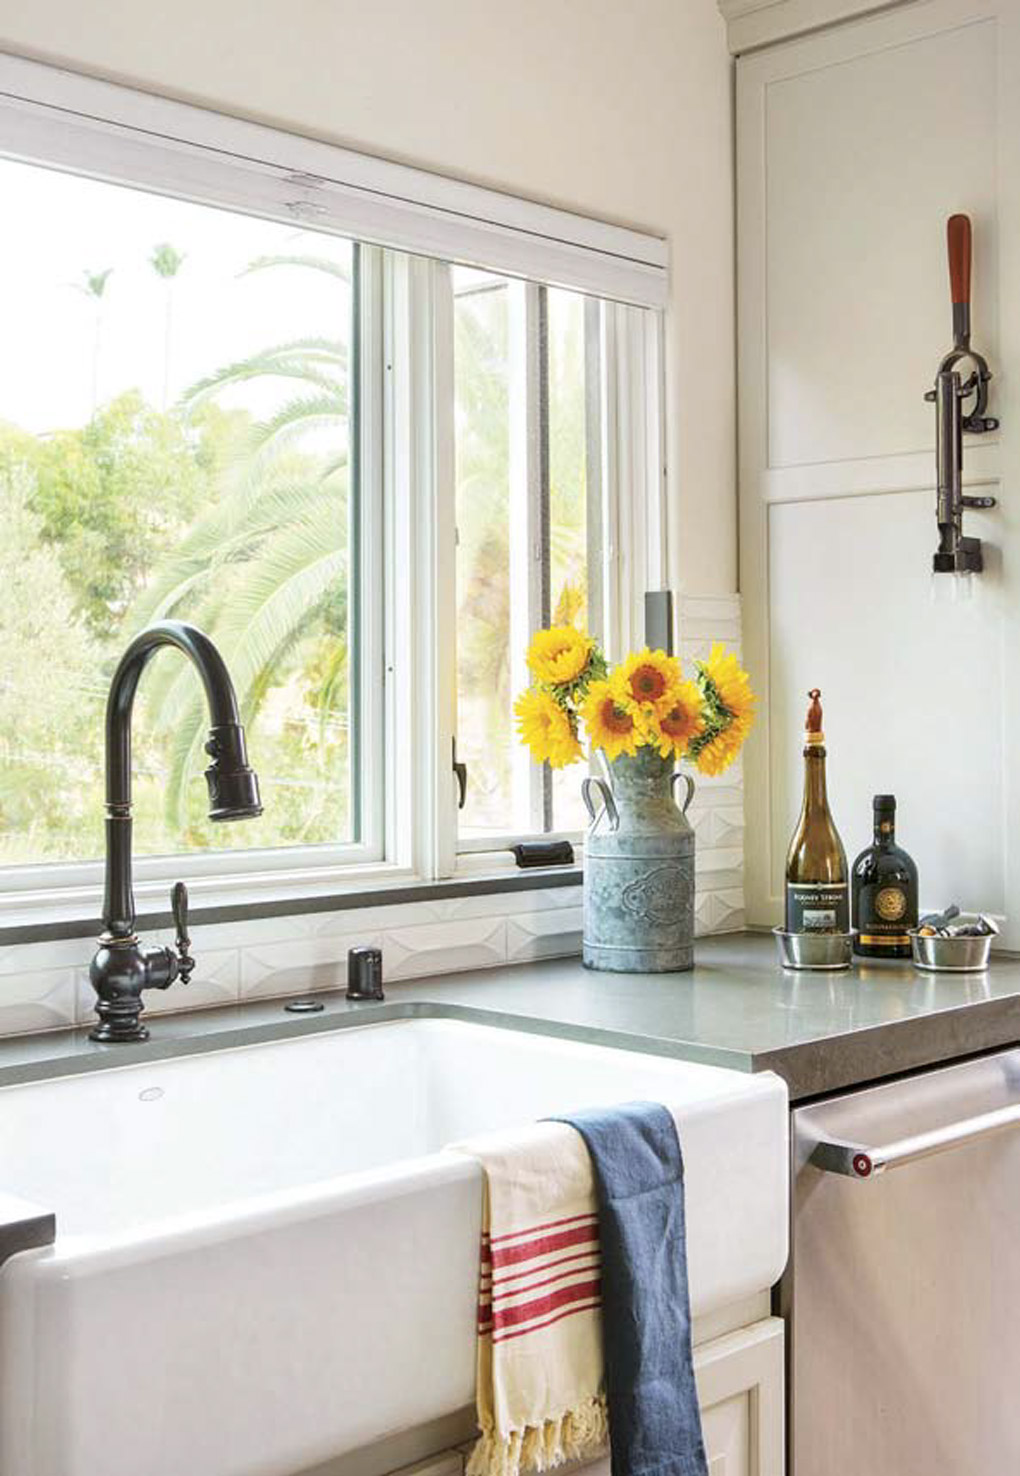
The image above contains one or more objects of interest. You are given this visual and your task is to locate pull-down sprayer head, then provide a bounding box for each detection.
[204,722,262,821]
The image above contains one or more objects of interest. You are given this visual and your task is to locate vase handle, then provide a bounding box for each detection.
[671,771,695,815]
[582,776,619,831]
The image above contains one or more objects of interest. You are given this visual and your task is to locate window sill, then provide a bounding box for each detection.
[0,864,583,947]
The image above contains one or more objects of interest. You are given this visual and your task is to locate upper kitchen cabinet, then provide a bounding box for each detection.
[736,0,1020,945]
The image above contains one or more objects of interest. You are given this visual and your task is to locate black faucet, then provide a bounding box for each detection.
[89,621,262,1044]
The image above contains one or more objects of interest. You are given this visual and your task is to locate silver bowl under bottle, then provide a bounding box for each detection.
[909,929,993,972]
[773,927,854,972]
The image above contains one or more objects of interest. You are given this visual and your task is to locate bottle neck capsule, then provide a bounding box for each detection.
[874,812,896,845]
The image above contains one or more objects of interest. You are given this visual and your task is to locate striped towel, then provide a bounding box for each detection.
[452,1121,608,1476]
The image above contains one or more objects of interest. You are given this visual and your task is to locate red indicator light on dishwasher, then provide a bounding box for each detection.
[853,1153,873,1178]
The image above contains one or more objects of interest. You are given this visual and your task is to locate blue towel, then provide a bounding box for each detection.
[548,1102,708,1476]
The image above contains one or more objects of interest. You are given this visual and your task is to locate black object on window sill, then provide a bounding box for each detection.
[512,840,575,869]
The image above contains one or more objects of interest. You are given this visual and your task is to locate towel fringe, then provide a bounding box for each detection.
[467,1395,608,1476]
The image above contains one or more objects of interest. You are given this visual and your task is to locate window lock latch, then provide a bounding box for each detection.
[452,738,468,810]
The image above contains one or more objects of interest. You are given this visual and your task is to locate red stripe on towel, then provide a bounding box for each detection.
[491,1276,602,1332]
[492,1248,601,1288]
[490,1223,598,1270]
[491,1260,600,1305]
[489,1212,597,1246]
[491,1296,602,1344]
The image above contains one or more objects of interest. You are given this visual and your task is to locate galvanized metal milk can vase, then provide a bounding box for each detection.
[513,625,756,977]
[582,749,696,972]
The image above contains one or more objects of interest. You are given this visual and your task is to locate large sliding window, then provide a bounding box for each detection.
[0,53,666,911]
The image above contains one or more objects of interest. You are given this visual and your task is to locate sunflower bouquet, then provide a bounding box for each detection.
[513,626,755,777]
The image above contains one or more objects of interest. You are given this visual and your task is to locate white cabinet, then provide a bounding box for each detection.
[374,1317,785,1476]
[698,1319,784,1476]
[558,1318,784,1476]
[736,0,1020,945]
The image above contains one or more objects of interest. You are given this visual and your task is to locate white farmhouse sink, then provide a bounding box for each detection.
[0,1017,788,1476]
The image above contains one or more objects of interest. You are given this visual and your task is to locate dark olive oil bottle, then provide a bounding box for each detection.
[852,795,918,958]
[785,689,849,934]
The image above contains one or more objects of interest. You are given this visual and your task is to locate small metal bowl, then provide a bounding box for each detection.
[909,930,992,973]
[773,927,854,972]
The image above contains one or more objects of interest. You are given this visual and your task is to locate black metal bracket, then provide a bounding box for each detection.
[452,738,467,810]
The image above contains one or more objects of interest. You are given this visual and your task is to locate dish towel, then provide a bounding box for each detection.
[549,1102,709,1476]
[452,1120,609,1476]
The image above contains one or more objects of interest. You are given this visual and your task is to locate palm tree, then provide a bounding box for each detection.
[150,243,186,407]
[124,252,350,828]
[77,268,113,412]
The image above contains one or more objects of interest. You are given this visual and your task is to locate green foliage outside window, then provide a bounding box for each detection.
[0,250,352,865]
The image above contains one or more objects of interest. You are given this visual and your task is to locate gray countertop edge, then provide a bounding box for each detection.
[752,993,1020,1101]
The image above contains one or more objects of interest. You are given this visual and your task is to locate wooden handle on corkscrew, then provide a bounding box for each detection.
[947,214,972,351]
[947,214,971,306]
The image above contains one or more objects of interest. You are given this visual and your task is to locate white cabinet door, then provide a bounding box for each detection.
[696,1319,784,1476]
[561,1318,784,1476]
[736,0,1020,944]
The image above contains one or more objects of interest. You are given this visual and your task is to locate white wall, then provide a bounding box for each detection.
[0,0,738,596]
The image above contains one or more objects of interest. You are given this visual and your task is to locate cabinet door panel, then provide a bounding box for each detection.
[765,16,996,469]
[767,490,1004,913]
[703,1391,750,1474]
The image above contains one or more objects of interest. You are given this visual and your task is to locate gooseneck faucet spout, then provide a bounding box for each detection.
[90,621,262,1044]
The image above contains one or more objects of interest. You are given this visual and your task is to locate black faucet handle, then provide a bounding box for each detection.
[171,881,195,984]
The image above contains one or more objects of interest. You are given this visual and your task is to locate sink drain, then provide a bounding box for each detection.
[284,998,325,1014]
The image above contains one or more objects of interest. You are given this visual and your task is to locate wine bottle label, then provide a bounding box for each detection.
[786,881,849,934]
[875,886,908,922]
[855,882,916,942]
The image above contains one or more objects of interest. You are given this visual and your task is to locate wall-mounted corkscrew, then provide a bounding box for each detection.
[924,213,998,575]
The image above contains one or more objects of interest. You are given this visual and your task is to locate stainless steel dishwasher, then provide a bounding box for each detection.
[785,1047,1020,1474]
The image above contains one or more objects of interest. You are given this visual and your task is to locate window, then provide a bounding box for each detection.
[452,271,596,843]
[0,54,666,910]
[0,155,363,869]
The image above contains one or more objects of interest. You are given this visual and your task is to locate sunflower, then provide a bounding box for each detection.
[690,724,747,776]
[514,687,582,769]
[581,678,645,760]
[688,644,757,776]
[525,626,594,687]
[648,680,705,759]
[616,647,682,713]
[699,644,756,729]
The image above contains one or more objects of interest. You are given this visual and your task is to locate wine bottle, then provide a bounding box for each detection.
[785,688,849,934]
[852,795,918,958]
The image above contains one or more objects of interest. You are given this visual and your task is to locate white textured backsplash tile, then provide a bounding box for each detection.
[0,967,78,1035]
[507,907,583,963]
[680,593,748,940]
[241,932,383,999]
[382,917,507,982]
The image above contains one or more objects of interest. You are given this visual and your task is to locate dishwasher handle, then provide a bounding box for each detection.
[809,1101,1020,1178]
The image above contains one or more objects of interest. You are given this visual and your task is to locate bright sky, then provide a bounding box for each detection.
[0,156,352,433]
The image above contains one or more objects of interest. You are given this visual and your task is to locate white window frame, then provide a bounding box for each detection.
[443,278,668,871]
[0,52,668,919]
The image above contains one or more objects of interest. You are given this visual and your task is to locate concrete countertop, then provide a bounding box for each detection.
[2,931,1020,1101]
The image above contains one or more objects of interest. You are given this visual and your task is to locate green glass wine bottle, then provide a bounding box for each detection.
[784,689,849,935]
